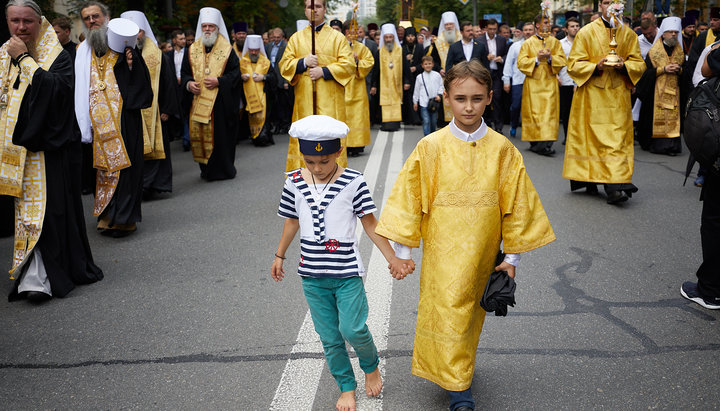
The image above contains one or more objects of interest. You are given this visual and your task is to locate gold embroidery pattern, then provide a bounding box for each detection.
[433,191,499,207]
[188,35,232,163]
[89,50,130,216]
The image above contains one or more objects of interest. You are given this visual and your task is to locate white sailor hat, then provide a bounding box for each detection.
[107,18,139,53]
[290,115,348,155]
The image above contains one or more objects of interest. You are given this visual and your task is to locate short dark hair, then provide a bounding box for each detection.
[80,1,109,17]
[534,14,545,25]
[523,21,534,30]
[565,17,579,27]
[52,16,73,31]
[184,29,195,38]
[170,30,183,40]
[486,18,498,27]
[444,60,492,93]
[421,55,433,64]
[460,21,473,31]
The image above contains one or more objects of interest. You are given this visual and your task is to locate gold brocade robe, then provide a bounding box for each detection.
[140,38,165,160]
[379,45,402,123]
[345,41,374,148]
[279,24,355,171]
[517,36,566,141]
[240,53,271,139]
[376,127,556,391]
[436,32,460,122]
[648,40,683,138]
[563,18,645,184]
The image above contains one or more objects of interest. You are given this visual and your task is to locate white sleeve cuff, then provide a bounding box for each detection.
[503,253,521,267]
[393,242,412,259]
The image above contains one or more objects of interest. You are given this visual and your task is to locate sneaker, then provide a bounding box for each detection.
[510,128,516,138]
[694,175,704,187]
[680,282,720,309]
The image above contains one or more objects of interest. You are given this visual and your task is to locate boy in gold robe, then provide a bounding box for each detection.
[278,0,355,171]
[562,0,645,205]
[343,21,374,156]
[517,14,567,156]
[376,60,555,411]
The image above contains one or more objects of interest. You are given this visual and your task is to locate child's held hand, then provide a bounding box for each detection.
[388,257,415,280]
[271,257,286,282]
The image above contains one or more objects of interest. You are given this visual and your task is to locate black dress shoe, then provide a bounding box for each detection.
[606,190,628,204]
[455,406,474,411]
[25,291,51,303]
[182,144,190,152]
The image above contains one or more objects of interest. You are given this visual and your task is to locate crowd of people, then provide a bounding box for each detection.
[1,0,718,410]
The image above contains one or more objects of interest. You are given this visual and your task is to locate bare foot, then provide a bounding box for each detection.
[336,390,356,411]
[365,368,383,397]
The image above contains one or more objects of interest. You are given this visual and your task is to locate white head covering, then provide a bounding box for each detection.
[297,19,310,32]
[242,34,267,57]
[379,23,400,48]
[120,10,157,45]
[195,7,230,42]
[107,18,139,53]
[439,11,460,33]
[653,16,683,51]
[290,115,349,140]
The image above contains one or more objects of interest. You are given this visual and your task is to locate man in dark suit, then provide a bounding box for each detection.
[266,27,292,134]
[445,21,489,73]
[476,18,510,130]
[166,30,191,150]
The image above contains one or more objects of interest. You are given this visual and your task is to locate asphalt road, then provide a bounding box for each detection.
[1,124,718,410]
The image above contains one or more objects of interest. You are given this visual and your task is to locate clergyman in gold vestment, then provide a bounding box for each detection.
[378,23,405,132]
[343,22,374,157]
[563,0,645,204]
[517,15,566,156]
[376,61,555,404]
[278,0,355,171]
[635,17,685,156]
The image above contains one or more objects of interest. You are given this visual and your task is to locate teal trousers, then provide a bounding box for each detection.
[301,276,380,392]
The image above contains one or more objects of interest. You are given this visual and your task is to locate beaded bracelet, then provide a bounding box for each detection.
[274,253,286,260]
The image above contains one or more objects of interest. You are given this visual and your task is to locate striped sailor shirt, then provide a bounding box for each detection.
[277,168,377,278]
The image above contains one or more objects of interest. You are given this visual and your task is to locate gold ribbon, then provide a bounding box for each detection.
[141,38,165,160]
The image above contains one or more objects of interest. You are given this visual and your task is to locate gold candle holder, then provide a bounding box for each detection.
[604,16,623,67]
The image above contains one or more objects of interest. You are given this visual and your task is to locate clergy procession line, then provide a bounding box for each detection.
[1,0,719,410]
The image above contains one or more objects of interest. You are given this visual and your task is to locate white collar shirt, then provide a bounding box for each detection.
[558,37,575,86]
[173,47,184,79]
[486,33,498,70]
[462,39,474,61]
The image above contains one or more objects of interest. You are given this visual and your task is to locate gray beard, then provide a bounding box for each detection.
[663,37,678,48]
[444,30,456,43]
[385,43,394,52]
[85,24,108,56]
[136,38,144,51]
[202,31,218,48]
[249,54,259,63]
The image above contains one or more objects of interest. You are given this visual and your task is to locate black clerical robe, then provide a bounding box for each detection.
[100,48,153,227]
[143,52,180,194]
[180,45,242,181]
[8,50,103,300]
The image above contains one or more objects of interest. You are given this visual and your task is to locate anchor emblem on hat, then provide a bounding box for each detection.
[315,143,323,152]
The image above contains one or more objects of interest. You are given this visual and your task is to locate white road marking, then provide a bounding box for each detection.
[270,130,401,410]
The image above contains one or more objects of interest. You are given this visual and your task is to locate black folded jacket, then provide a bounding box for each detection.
[480,252,516,317]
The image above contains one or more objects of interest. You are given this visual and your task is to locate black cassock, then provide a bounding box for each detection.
[8,50,103,300]
[100,48,153,226]
[635,43,685,155]
[181,46,242,181]
[143,52,180,194]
